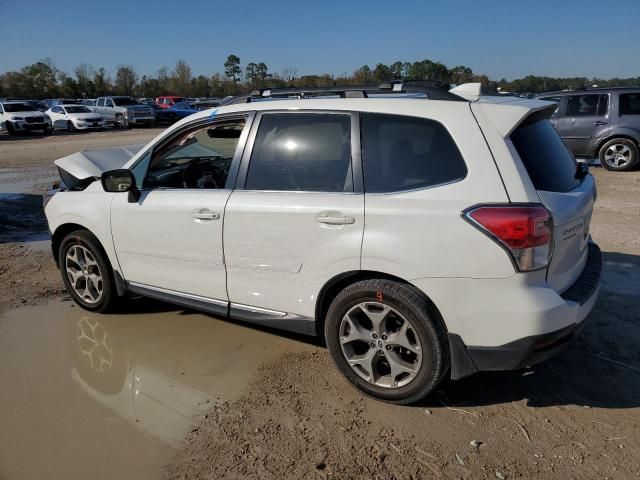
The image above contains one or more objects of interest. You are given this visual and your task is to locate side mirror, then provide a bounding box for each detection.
[101,169,140,202]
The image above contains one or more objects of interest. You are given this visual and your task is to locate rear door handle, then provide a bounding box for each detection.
[316,215,355,225]
[192,211,220,221]
[593,121,607,126]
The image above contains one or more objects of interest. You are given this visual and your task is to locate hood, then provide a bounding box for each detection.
[10,110,45,117]
[69,112,103,120]
[54,144,144,181]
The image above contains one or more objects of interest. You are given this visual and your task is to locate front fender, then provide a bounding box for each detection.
[46,188,121,275]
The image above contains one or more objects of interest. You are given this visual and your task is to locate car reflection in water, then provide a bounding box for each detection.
[68,303,315,445]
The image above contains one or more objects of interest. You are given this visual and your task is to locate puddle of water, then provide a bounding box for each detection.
[0,300,318,480]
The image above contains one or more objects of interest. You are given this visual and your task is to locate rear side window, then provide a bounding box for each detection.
[361,113,467,193]
[511,119,579,193]
[245,113,352,192]
[620,93,640,115]
[566,94,607,117]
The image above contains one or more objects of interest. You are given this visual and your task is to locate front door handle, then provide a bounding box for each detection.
[316,215,355,225]
[593,121,607,126]
[192,211,220,221]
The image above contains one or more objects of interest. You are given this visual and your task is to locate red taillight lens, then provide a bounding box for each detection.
[465,205,552,271]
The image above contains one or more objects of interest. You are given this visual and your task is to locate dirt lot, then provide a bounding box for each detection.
[0,131,639,479]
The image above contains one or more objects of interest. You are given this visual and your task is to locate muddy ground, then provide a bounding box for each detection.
[0,131,639,479]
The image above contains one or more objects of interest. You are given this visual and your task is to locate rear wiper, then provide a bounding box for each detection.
[575,162,589,180]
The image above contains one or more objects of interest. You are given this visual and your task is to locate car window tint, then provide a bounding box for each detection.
[245,114,352,192]
[511,118,579,193]
[620,93,640,115]
[566,94,600,117]
[361,113,467,193]
[144,119,245,190]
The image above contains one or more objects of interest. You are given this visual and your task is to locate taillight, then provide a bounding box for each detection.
[464,205,553,271]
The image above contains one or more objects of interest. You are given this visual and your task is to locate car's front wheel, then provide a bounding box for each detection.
[59,230,116,313]
[67,120,76,132]
[115,114,127,129]
[325,279,449,404]
[599,138,639,171]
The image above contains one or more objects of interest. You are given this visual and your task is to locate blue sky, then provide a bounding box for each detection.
[1,0,638,80]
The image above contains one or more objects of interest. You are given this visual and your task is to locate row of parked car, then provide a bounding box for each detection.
[0,96,225,134]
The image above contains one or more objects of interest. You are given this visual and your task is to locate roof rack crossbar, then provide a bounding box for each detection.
[220,82,466,105]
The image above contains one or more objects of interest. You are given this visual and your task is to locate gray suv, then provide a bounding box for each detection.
[536,88,640,171]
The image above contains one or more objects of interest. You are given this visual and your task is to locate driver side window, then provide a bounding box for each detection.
[143,118,246,190]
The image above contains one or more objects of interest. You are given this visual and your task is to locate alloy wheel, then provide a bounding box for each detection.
[65,245,103,304]
[339,302,422,388]
[604,143,632,169]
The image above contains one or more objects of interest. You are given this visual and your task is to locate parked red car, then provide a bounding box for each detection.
[155,96,185,109]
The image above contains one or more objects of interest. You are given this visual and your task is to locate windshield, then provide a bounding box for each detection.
[113,97,140,106]
[64,106,91,114]
[3,103,36,112]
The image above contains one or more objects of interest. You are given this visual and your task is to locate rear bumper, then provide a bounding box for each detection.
[447,242,602,379]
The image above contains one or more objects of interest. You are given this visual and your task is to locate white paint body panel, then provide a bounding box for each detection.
[110,189,229,300]
[224,191,364,318]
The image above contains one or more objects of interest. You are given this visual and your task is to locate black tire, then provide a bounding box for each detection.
[67,120,75,132]
[324,279,449,404]
[599,138,639,171]
[43,126,52,135]
[5,122,16,135]
[115,114,127,129]
[58,230,117,313]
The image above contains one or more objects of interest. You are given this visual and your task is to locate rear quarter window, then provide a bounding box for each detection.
[620,93,640,115]
[510,119,580,193]
[361,113,467,193]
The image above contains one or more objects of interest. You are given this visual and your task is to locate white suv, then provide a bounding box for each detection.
[44,83,602,404]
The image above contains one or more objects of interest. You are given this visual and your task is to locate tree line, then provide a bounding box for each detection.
[1,55,638,99]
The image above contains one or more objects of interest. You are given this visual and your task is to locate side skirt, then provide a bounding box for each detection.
[126,282,317,336]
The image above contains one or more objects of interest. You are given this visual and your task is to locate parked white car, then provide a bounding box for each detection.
[46,104,105,131]
[0,100,52,134]
[43,83,602,404]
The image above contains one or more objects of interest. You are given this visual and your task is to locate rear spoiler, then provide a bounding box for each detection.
[450,82,558,137]
[471,98,558,137]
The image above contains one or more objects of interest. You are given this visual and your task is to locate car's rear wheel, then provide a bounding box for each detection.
[59,230,116,313]
[599,138,639,171]
[325,279,449,404]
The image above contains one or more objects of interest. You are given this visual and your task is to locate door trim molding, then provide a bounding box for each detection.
[126,281,316,336]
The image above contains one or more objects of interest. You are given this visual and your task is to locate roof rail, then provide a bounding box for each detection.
[219,81,467,105]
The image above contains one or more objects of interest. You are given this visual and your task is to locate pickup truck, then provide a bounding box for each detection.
[93,96,155,128]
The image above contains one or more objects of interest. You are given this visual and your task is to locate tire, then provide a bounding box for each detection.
[67,120,75,132]
[58,230,117,313]
[115,114,127,129]
[599,138,639,171]
[324,279,449,404]
[43,126,52,135]
[5,122,16,135]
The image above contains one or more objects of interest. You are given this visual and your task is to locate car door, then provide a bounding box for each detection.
[110,113,254,313]
[556,93,609,157]
[50,106,66,128]
[223,111,364,330]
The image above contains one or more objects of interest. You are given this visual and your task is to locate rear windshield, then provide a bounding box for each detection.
[510,118,579,193]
